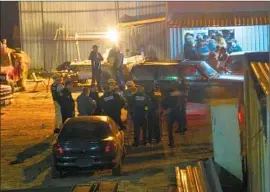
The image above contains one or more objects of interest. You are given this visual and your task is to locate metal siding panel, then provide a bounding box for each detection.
[19,2,167,69]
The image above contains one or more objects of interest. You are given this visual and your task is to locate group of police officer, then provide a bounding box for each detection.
[51,75,187,148]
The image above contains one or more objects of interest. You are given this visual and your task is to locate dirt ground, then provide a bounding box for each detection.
[1,82,213,191]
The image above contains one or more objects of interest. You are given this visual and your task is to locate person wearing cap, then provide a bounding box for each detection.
[89,45,104,91]
[51,74,64,132]
[129,86,151,147]
[77,87,96,116]
[99,82,125,128]
[123,81,138,131]
[58,81,75,123]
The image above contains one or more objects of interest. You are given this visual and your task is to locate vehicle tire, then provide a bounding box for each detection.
[51,165,63,179]
[112,161,122,176]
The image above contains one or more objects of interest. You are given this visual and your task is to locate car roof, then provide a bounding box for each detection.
[140,60,180,66]
[65,116,112,124]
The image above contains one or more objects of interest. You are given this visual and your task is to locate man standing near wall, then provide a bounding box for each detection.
[89,45,103,91]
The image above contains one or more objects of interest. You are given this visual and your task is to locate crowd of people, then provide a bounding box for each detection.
[51,76,188,148]
[184,31,243,73]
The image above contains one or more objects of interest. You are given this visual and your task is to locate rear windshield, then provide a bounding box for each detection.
[131,65,179,81]
[59,121,112,140]
[131,66,155,80]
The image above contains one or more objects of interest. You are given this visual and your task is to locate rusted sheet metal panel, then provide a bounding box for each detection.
[19,2,167,69]
[245,70,267,192]
[250,62,270,96]
[170,25,270,60]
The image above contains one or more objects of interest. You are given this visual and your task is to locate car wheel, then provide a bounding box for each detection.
[112,160,122,176]
[51,165,63,179]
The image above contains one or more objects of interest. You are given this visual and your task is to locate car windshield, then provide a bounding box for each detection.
[0,53,10,66]
[59,121,112,140]
[131,65,179,81]
[199,61,218,78]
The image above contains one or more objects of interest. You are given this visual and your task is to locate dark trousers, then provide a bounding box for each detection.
[112,68,125,91]
[133,115,148,145]
[107,112,123,128]
[166,109,182,145]
[148,111,161,143]
[92,65,101,87]
[61,109,74,124]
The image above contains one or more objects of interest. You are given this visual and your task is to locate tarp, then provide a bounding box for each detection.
[168,2,270,27]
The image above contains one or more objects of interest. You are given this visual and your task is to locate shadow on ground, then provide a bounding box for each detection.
[9,134,55,166]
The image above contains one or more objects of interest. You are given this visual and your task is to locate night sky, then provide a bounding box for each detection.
[0,1,19,48]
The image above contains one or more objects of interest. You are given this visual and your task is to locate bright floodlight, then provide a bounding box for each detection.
[107,29,118,42]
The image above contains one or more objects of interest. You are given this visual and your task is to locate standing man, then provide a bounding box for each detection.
[89,45,103,91]
[147,84,162,144]
[77,87,96,116]
[161,87,185,148]
[89,85,102,115]
[107,45,125,91]
[130,86,151,147]
[59,81,75,123]
[51,74,64,132]
[123,81,138,131]
[99,80,125,128]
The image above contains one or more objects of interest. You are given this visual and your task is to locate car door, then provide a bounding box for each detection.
[180,65,210,103]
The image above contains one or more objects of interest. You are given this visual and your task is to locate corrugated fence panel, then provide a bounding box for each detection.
[19,2,44,69]
[20,2,167,69]
[170,25,270,60]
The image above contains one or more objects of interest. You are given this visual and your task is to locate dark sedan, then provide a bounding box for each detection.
[51,116,125,178]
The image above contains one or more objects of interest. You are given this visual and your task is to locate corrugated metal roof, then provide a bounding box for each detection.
[168,2,270,27]
[250,62,270,95]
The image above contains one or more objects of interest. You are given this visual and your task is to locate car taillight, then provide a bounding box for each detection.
[105,142,116,153]
[54,143,64,155]
[238,111,244,125]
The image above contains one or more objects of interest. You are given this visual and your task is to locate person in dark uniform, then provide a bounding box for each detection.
[99,81,125,128]
[161,86,185,148]
[59,81,75,123]
[89,84,102,115]
[147,84,162,144]
[107,45,125,91]
[175,77,188,134]
[89,45,103,91]
[130,86,151,147]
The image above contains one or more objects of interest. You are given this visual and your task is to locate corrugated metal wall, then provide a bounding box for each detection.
[19,2,166,70]
[170,25,270,59]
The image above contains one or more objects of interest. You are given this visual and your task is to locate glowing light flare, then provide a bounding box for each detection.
[107,29,119,43]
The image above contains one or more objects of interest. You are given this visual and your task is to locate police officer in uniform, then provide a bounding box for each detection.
[59,81,75,123]
[130,86,151,147]
[161,86,186,148]
[123,81,137,131]
[51,74,64,132]
[99,79,125,128]
[147,84,162,144]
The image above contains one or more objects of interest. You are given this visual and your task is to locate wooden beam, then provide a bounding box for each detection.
[118,17,166,28]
